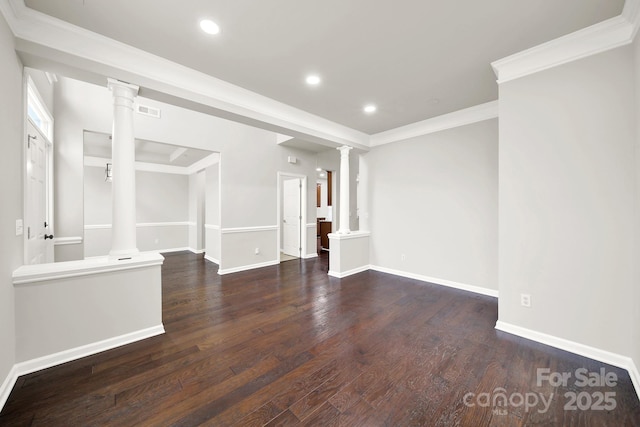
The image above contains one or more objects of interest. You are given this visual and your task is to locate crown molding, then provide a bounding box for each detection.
[492,0,640,84]
[0,0,369,150]
[369,100,498,147]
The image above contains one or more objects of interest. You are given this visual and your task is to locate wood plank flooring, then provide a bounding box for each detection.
[1,251,639,426]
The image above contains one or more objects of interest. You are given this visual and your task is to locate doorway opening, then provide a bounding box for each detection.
[316,169,335,254]
[277,172,307,262]
[24,74,54,265]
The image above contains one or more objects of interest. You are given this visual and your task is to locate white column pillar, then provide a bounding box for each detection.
[337,145,353,234]
[108,78,139,258]
[358,153,369,232]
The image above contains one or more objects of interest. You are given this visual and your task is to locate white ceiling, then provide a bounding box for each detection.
[25,0,624,134]
[83,131,214,167]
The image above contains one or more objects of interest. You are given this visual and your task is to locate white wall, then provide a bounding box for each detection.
[55,76,321,272]
[368,120,498,291]
[498,45,636,357]
[204,162,220,263]
[53,77,85,261]
[83,166,190,257]
[14,261,163,362]
[0,12,22,405]
[188,171,205,252]
[633,35,640,378]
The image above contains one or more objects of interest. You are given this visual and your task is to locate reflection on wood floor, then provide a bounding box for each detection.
[1,251,638,426]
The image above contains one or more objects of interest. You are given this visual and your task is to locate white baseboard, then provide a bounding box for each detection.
[0,364,19,413]
[218,260,279,275]
[204,254,219,265]
[496,321,640,402]
[628,359,640,402]
[0,324,165,412]
[369,265,499,298]
[14,325,165,377]
[303,253,318,259]
[328,265,370,278]
[157,247,191,254]
[188,248,205,254]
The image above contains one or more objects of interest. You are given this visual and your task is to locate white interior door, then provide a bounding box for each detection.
[26,120,53,264]
[282,178,301,258]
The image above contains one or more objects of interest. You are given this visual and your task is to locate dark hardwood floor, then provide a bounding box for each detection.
[1,251,639,426]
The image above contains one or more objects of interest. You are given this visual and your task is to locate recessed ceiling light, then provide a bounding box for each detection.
[320,173,325,177]
[306,75,321,86]
[200,19,220,35]
[363,104,377,114]
[316,167,322,172]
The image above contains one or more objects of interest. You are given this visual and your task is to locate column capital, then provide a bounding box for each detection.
[337,145,353,156]
[107,78,140,98]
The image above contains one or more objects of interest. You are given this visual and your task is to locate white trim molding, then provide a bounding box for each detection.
[14,325,165,377]
[369,265,499,298]
[221,225,278,234]
[84,221,193,230]
[156,247,191,254]
[492,0,640,83]
[370,101,498,147]
[187,152,220,174]
[496,321,640,402]
[53,236,82,246]
[204,224,221,230]
[629,360,640,402]
[13,252,164,285]
[0,365,18,412]
[218,260,279,275]
[328,230,371,241]
[0,0,369,151]
[84,155,191,175]
[303,253,318,260]
[204,254,219,265]
[328,265,370,278]
[87,153,221,177]
[0,325,164,411]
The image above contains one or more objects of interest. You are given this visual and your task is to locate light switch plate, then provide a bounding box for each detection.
[16,219,23,236]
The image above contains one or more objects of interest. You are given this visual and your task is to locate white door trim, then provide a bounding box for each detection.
[277,172,308,262]
[23,72,55,265]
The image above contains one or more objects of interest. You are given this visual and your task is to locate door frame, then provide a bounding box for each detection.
[276,172,307,262]
[23,73,55,264]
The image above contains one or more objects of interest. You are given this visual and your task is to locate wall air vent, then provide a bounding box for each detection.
[136,104,161,119]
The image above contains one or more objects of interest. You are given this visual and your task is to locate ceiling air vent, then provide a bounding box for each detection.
[136,104,161,119]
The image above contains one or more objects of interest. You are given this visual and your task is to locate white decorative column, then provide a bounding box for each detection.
[108,79,139,258]
[337,145,353,234]
[358,153,369,232]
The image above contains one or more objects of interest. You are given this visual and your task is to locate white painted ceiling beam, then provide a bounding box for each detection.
[1,0,370,151]
[3,0,639,151]
[168,147,187,163]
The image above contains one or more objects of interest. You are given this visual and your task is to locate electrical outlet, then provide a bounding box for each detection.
[520,294,531,308]
[15,219,23,236]
[255,247,260,255]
